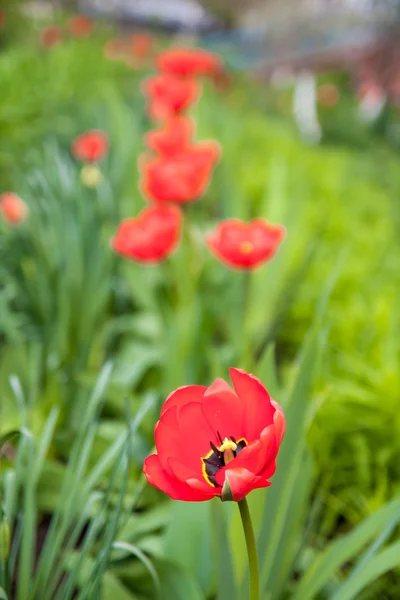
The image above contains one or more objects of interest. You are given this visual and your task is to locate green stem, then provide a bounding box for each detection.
[238,498,259,600]
[240,270,253,368]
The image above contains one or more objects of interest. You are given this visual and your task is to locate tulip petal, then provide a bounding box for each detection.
[224,468,271,502]
[201,378,244,442]
[271,400,286,444]
[214,425,277,487]
[144,454,211,501]
[229,368,276,442]
[155,401,214,476]
[161,385,206,417]
[168,457,218,497]
[261,459,277,481]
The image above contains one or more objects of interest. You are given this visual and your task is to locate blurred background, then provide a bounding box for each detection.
[1,1,400,599]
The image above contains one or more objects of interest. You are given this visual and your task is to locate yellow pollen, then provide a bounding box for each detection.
[218,437,237,453]
[239,241,253,254]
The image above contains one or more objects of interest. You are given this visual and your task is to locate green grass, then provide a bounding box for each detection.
[1,8,400,599]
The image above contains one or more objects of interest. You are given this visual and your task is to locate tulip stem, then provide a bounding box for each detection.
[238,498,259,600]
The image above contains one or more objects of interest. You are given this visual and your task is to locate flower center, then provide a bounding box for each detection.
[239,241,254,254]
[201,433,248,488]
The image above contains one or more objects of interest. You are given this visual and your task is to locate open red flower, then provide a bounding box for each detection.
[145,115,194,157]
[72,130,108,163]
[207,219,286,270]
[112,204,182,263]
[157,47,222,78]
[68,15,94,38]
[40,25,63,48]
[143,368,285,502]
[0,192,29,225]
[143,74,199,120]
[140,141,220,204]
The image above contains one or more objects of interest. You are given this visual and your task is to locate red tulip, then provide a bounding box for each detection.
[157,47,222,78]
[68,15,94,38]
[112,204,182,263]
[143,368,285,502]
[72,130,108,163]
[0,192,29,225]
[143,74,200,120]
[40,25,63,48]
[140,141,220,204]
[129,32,154,59]
[145,115,194,157]
[207,219,285,270]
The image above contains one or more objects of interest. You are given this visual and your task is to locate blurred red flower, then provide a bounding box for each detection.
[0,9,6,29]
[143,368,285,502]
[103,38,127,61]
[212,69,232,93]
[145,115,194,157]
[140,141,220,204]
[0,192,29,225]
[72,130,109,163]
[129,32,154,59]
[317,83,340,107]
[112,204,182,263]
[40,25,63,48]
[68,15,94,38]
[143,73,199,120]
[157,47,222,78]
[207,219,285,270]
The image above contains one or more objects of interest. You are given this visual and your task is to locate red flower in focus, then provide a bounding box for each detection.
[0,192,29,225]
[68,15,94,38]
[143,74,199,120]
[207,219,285,270]
[130,32,154,59]
[157,47,222,78]
[140,141,220,204]
[145,115,194,157]
[72,130,109,163]
[112,204,182,263]
[40,25,63,48]
[143,368,285,502]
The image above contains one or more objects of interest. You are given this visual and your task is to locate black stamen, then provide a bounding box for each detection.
[204,458,219,466]
[203,436,248,488]
[210,441,220,455]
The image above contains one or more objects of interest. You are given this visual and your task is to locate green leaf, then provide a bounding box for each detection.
[164,501,214,597]
[257,326,322,596]
[331,539,400,600]
[0,586,8,600]
[211,500,238,600]
[292,495,400,600]
[112,541,161,598]
[153,558,204,600]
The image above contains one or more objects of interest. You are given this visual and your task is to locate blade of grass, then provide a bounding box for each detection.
[292,495,400,600]
[331,539,400,600]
